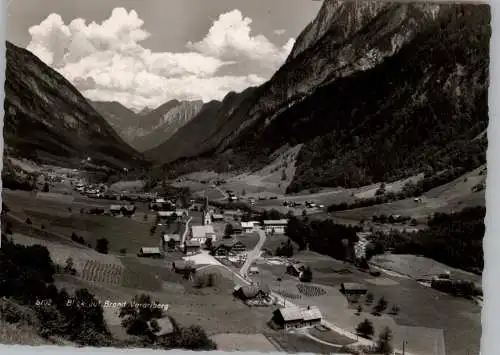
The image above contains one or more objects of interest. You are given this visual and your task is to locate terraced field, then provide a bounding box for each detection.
[296,283,327,297]
[80,260,124,286]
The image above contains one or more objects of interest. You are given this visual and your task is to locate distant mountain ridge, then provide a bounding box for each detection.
[91,99,203,152]
[3,41,144,171]
[151,1,489,194]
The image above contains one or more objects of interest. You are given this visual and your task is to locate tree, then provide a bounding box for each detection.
[119,248,127,255]
[42,182,50,192]
[95,238,109,254]
[372,296,388,315]
[224,223,234,238]
[173,325,216,350]
[365,292,374,304]
[167,238,176,250]
[300,266,313,282]
[204,237,213,250]
[356,319,374,339]
[390,305,400,315]
[119,294,165,339]
[281,169,287,181]
[64,257,76,275]
[25,217,32,225]
[376,326,393,354]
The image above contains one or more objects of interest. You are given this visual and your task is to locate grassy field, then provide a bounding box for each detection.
[212,333,278,352]
[307,327,356,346]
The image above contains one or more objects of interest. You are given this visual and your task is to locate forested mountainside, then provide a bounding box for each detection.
[3,42,145,171]
[92,99,203,152]
[154,2,489,194]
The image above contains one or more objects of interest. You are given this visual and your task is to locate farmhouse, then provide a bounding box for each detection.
[149,317,174,337]
[183,240,201,255]
[138,247,162,258]
[211,240,247,256]
[163,234,181,248]
[230,221,243,235]
[249,266,260,275]
[340,282,368,295]
[191,225,216,245]
[172,261,197,276]
[241,221,255,233]
[233,284,270,300]
[287,263,306,277]
[263,219,288,234]
[122,205,136,216]
[272,306,322,330]
[211,213,224,222]
[109,204,123,215]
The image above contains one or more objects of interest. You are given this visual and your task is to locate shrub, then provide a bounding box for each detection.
[356,319,374,339]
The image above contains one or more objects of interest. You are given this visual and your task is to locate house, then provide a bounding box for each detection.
[231,240,247,254]
[121,205,136,216]
[241,221,254,233]
[191,225,216,245]
[230,221,243,235]
[172,261,197,275]
[163,234,181,248]
[287,263,306,277]
[149,316,174,337]
[109,205,123,215]
[340,282,368,295]
[233,284,270,300]
[272,306,322,330]
[211,213,224,222]
[176,209,189,219]
[249,266,260,275]
[211,242,235,257]
[183,240,201,255]
[137,247,162,258]
[158,211,175,220]
[263,219,288,234]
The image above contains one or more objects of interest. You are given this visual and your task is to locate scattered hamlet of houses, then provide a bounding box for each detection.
[340,282,368,295]
[272,306,322,330]
[137,247,163,258]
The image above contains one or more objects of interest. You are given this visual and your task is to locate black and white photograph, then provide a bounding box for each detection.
[1,1,489,354]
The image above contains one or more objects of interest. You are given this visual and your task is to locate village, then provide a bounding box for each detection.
[0,163,483,355]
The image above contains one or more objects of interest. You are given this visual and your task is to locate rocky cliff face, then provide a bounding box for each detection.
[92,99,203,152]
[4,42,144,170]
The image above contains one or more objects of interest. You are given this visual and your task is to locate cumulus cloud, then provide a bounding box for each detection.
[26,8,294,110]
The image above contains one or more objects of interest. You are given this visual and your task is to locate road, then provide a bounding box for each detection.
[181,217,192,245]
[240,229,267,277]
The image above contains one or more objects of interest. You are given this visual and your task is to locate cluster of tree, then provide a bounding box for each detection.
[327,167,472,212]
[371,214,414,225]
[285,215,361,261]
[275,239,294,257]
[119,294,216,350]
[71,232,87,246]
[96,238,109,254]
[259,209,285,223]
[431,279,481,298]
[368,206,485,273]
[0,237,111,345]
[355,320,394,355]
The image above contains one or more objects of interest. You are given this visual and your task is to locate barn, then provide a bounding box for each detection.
[340,282,368,295]
[272,306,322,330]
[137,247,162,258]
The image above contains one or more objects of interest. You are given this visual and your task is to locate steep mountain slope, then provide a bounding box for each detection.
[92,99,203,152]
[3,42,145,171]
[132,100,204,152]
[156,2,489,194]
[89,100,138,138]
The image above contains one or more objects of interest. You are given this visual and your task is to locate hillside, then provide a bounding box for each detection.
[3,42,144,171]
[93,99,203,152]
[153,2,489,195]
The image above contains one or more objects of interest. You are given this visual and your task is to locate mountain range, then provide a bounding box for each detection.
[3,42,144,172]
[147,1,489,193]
[91,99,203,152]
[2,0,490,196]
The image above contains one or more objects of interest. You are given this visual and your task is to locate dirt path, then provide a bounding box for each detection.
[240,229,266,277]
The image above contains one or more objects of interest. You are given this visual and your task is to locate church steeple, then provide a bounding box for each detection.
[202,196,211,225]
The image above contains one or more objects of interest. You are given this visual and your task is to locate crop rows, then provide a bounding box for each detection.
[81,260,124,285]
[275,289,302,300]
[297,283,327,297]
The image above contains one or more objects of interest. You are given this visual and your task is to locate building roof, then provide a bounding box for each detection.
[191,225,215,239]
[149,317,174,336]
[263,219,288,225]
[276,306,322,322]
[249,266,259,272]
[110,204,122,210]
[155,198,166,203]
[241,222,254,228]
[341,282,367,291]
[235,284,270,298]
[163,234,181,242]
[173,260,196,270]
[140,247,162,254]
[211,214,224,219]
[230,221,243,229]
[185,240,201,247]
[158,211,175,217]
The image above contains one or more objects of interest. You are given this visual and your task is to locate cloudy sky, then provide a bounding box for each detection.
[7,0,322,110]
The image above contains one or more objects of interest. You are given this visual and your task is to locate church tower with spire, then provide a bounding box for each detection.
[202,196,211,225]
